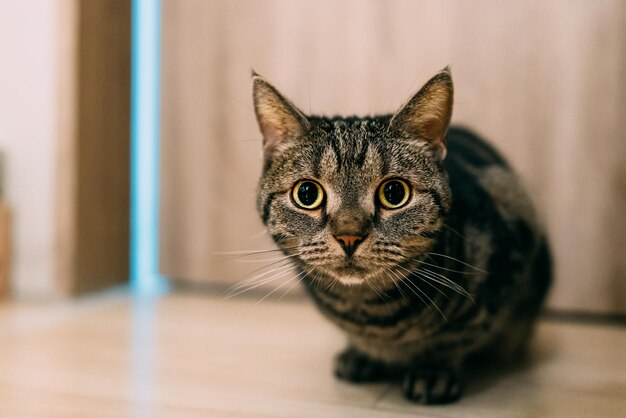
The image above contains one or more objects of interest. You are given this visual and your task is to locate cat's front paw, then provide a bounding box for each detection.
[403,367,463,404]
[334,347,385,382]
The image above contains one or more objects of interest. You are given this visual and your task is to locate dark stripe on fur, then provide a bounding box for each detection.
[356,139,370,167]
[304,277,435,329]
[330,136,343,171]
[418,188,445,218]
[262,192,277,224]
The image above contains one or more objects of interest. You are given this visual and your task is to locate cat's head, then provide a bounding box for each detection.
[253,69,453,289]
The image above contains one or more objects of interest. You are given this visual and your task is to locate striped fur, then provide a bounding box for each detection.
[253,70,552,404]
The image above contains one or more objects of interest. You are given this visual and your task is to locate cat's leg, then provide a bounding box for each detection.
[403,360,463,404]
[334,346,387,382]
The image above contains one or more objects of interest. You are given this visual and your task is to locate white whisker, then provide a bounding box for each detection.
[384,269,407,301]
[235,254,300,264]
[442,222,466,240]
[395,265,449,299]
[256,269,308,304]
[402,274,447,321]
[416,259,481,275]
[225,264,297,299]
[279,268,312,300]
[364,276,385,300]
[214,246,301,259]
[415,267,474,301]
[228,260,294,291]
[395,263,472,300]
[427,252,487,273]
[388,267,445,319]
[322,272,339,292]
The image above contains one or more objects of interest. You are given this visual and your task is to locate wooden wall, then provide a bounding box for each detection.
[160,0,626,314]
[56,0,131,296]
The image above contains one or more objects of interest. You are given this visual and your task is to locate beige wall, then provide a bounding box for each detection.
[0,0,132,299]
[161,0,626,314]
[0,0,66,298]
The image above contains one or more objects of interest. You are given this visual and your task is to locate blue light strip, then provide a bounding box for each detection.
[130,0,168,294]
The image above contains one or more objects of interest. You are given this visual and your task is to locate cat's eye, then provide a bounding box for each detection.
[378,179,411,209]
[292,180,325,210]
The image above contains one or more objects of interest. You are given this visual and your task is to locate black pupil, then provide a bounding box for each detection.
[297,182,319,206]
[383,181,406,205]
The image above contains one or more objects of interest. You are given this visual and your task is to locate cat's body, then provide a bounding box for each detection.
[252,69,551,404]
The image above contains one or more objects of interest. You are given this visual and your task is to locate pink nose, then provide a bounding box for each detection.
[334,235,365,257]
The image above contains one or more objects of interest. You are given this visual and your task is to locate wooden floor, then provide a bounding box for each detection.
[0,289,625,417]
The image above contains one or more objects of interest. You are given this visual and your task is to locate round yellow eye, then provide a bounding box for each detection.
[292,180,324,210]
[378,179,411,209]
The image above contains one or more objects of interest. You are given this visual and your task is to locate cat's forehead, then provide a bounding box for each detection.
[309,117,425,167]
[265,115,436,191]
[309,115,390,139]
[308,116,392,166]
[307,118,383,181]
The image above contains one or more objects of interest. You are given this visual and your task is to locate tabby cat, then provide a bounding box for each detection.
[252,68,551,404]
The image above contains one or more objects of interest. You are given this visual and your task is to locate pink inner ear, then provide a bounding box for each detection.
[431,142,447,161]
[419,115,448,161]
[260,122,285,153]
[421,114,445,141]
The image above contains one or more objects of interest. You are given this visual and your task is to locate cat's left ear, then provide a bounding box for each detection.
[389,67,454,162]
[252,72,310,162]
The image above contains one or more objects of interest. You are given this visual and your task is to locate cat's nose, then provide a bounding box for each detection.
[334,234,366,258]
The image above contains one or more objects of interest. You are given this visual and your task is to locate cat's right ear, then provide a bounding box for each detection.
[389,67,454,162]
[252,72,310,162]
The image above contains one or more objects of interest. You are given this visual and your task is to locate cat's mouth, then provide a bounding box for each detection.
[329,261,371,285]
[322,255,415,287]
[335,264,367,275]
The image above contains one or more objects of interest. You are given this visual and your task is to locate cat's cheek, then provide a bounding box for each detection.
[288,206,326,223]
[273,205,328,240]
[376,203,417,222]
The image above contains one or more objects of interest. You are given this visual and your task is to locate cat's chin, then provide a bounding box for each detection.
[331,264,368,284]
[330,266,371,286]
[335,275,365,286]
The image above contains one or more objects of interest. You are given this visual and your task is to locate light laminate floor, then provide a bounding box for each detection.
[0,289,625,417]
